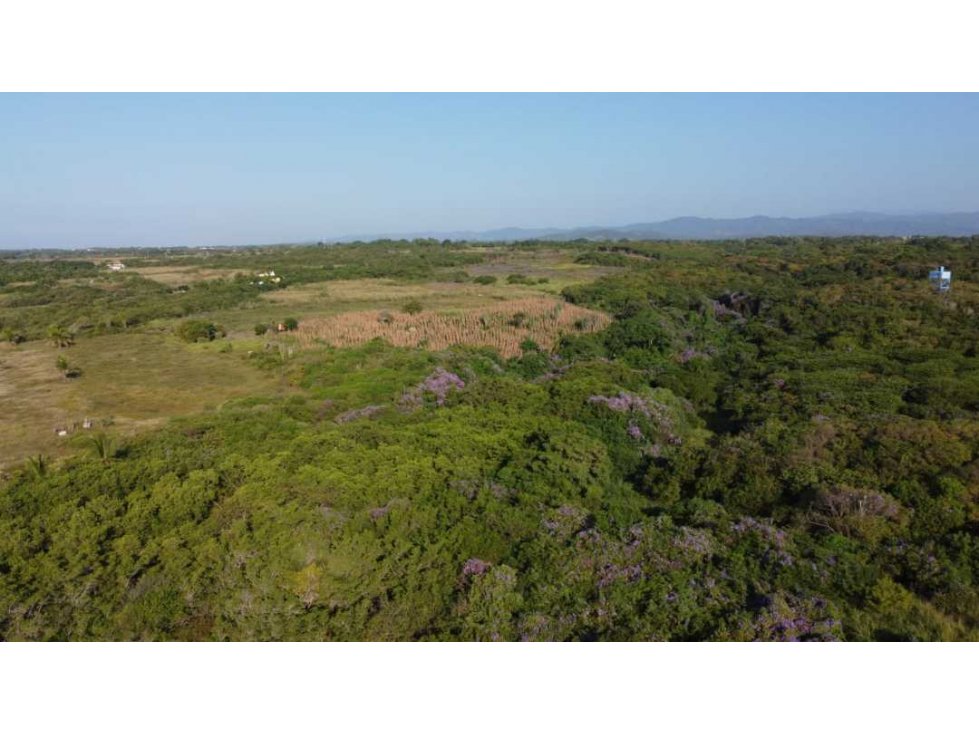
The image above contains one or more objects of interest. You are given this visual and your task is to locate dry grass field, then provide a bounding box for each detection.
[1,247,622,468]
[129,265,250,286]
[0,333,288,468]
[205,277,547,336]
[465,247,621,285]
[296,297,611,357]
[189,247,623,335]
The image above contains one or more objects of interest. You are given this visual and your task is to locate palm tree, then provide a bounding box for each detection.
[47,324,74,348]
[83,433,115,463]
[25,454,48,479]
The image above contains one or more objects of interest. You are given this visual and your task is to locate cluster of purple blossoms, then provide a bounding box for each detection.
[536,354,571,382]
[596,563,643,588]
[747,596,841,642]
[423,368,466,404]
[369,505,390,520]
[626,524,645,551]
[588,391,675,441]
[575,527,603,546]
[768,549,795,567]
[678,347,709,364]
[732,517,794,567]
[453,479,514,500]
[712,301,740,319]
[398,392,423,410]
[403,368,466,408]
[672,527,714,557]
[733,517,788,547]
[542,504,588,536]
[452,479,480,500]
[885,541,944,583]
[488,482,512,499]
[588,391,655,417]
[764,613,817,640]
[518,614,554,642]
[461,558,491,578]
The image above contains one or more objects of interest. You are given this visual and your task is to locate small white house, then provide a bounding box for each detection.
[929,265,952,293]
[106,261,126,271]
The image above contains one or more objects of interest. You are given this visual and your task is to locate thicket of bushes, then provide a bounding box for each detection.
[3,237,979,640]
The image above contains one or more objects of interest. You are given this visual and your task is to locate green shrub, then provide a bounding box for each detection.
[175,320,224,343]
[1,327,26,344]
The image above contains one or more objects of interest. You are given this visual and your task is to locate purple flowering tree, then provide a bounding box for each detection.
[401,367,466,408]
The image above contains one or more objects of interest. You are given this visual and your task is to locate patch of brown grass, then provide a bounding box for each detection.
[130,266,249,286]
[297,297,611,357]
[0,334,288,469]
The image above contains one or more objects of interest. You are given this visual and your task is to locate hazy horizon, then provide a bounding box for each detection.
[3,93,979,248]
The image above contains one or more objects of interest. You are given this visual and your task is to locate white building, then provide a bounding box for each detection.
[929,266,951,293]
[107,261,126,271]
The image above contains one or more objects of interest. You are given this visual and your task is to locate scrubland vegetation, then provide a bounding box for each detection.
[3,236,979,640]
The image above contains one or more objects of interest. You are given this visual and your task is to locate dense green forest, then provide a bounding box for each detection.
[3,237,979,640]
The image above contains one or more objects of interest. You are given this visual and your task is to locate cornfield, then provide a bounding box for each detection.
[297,297,611,357]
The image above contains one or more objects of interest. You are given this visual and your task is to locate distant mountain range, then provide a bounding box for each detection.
[328,212,979,243]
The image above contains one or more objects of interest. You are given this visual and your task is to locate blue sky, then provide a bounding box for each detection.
[2,93,978,248]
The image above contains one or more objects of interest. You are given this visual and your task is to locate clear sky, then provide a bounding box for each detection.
[2,93,978,248]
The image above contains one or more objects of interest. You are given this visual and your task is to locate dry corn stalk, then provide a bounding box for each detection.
[297,297,611,357]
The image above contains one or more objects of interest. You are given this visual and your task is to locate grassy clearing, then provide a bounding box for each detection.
[466,246,625,288]
[127,265,251,286]
[297,297,611,357]
[190,277,540,336]
[185,247,618,335]
[0,333,289,468]
[1,246,619,467]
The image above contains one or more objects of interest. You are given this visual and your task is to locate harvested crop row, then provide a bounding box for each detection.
[297,297,611,357]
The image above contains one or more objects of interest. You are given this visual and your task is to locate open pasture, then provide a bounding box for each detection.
[129,265,250,286]
[0,333,287,468]
[466,246,625,287]
[199,247,622,334]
